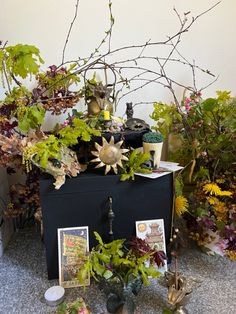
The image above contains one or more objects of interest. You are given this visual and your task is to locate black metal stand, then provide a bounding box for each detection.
[108,196,115,241]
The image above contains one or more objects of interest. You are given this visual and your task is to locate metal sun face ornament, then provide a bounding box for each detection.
[91,136,129,175]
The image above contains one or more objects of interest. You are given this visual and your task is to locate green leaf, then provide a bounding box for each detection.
[97,252,110,263]
[77,267,89,283]
[105,238,126,255]
[196,208,208,217]
[103,269,113,279]
[72,109,83,118]
[146,266,161,278]
[0,50,4,71]
[71,308,77,314]
[120,173,132,181]
[58,118,101,146]
[81,130,91,141]
[162,309,173,314]
[128,148,138,165]
[150,102,180,137]
[175,176,184,196]
[113,256,133,267]
[215,220,225,231]
[94,231,104,246]
[216,90,231,103]
[93,261,106,276]
[193,166,210,181]
[139,267,149,286]
[28,135,62,169]
[18,104,45,132]
[57,303,67,313]
[120,149,150,181]
[5,44,44,79]
[201,98,217,111]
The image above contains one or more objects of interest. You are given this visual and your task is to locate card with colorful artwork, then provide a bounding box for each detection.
[58,226,90,288]
[136,219,167,272]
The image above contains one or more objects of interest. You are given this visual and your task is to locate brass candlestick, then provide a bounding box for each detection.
[164,229,200,314]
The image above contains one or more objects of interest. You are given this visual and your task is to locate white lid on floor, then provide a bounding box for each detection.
[44,285,65,306]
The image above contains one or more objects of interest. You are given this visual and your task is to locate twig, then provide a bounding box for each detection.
[194,1,221,21]
[175,256,179,290]
[39,1,220,111]
[2,61,11,93]
[199,75,219,91]
[133,101,157,107]
[138,39,151,58]
[112,56,215,77]
[212,158,219,181]
[74,0,115,69]
[11,73,22,87]
[61,0,80,64]
[108,0,114,53]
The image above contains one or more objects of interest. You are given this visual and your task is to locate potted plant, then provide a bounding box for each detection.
[150,91,236,259]
[55,297,91,314]
[142,132,164,169]
[78,232,166,314]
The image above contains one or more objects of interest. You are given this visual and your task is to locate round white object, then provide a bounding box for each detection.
[44,285,65,306]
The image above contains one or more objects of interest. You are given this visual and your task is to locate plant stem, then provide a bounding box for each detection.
[2,61,11,93]
[61,0,80,64]
[175,256,178,290]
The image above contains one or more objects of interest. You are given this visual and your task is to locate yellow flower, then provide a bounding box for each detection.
[219,190,233,197]
[216,214,228,223]
[226,250,236,261]
[214,201,228,214]
[175,195,189,216]
[203,183,232,197]
[0,116,7,122]
[203,183,222,196]
[207,196,219,205]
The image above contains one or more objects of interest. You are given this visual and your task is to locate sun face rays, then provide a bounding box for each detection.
[91,136,129,175]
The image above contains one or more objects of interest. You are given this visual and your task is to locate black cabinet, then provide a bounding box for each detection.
[40,172,173,279]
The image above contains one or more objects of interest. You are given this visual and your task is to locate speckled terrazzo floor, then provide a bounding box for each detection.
[0,226,235,314]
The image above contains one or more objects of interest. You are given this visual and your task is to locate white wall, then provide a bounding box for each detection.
[1,0,236,126]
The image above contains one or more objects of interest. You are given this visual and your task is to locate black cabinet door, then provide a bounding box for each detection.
[40,172,173,279]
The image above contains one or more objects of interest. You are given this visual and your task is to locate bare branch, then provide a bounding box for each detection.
[191,60,197,92]
[194,1,221,21]
[39,1,220,111]
[133,101,157,107]
[71,0,115,69]
[108,0,114,53]
[199,75,219,91]
[62,0,80,64]
[10,73,22,87]
[2,61,11,93]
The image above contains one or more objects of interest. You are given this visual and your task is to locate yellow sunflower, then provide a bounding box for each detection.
[175,195,189,216]
[203,183,222,196]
